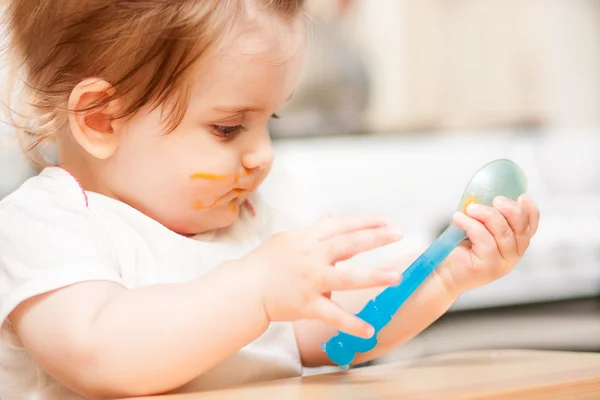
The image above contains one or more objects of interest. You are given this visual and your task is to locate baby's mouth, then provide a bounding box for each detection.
[190,171,262,211]
[193,187,252,210]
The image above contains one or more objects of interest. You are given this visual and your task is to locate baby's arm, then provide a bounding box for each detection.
[296,195,539,367]
[3,187,401,399]
[294,258,457,367]
[10,260,268,399]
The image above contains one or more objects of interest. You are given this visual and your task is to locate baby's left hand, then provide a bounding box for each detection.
[437,194,540,294]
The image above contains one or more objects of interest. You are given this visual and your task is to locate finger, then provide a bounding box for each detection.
[321,267,401,292]
[466,202,518,263]
[309,297,374,338]
[452,211,499,267]
[519,194,540,236]
[324,226,402,262]
[493,196,530,257]
[313,214,389,240]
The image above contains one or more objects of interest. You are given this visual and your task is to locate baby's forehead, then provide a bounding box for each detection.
[187,17,306,104]
[222,11,306,64]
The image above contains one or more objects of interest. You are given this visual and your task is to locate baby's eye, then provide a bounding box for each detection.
[211,114,280,140]
[210,125,247,140]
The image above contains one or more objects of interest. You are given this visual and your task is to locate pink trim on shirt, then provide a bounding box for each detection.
[58,168,89,208]
[244,199,256,217]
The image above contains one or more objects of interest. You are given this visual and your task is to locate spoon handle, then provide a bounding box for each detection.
[322,224,467,368]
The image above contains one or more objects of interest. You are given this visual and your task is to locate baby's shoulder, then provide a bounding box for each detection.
[0,166,93,224]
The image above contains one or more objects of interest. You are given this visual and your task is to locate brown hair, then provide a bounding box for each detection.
[1,0,305,164]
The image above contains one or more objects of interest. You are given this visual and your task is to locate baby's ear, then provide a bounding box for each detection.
[67,79,122,160]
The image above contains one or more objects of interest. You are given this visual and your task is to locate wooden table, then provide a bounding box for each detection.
[137,350,600,400]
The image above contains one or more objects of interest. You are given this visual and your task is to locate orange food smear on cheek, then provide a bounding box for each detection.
[193,200,207,210]
[189,170,250,182]
[190,173,229,210]
[190,172,232,180]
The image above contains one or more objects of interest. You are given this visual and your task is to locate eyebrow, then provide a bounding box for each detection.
[212,93,294,114]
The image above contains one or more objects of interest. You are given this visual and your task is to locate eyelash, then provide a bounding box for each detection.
[211,125,248,140]
[211,113,280,140]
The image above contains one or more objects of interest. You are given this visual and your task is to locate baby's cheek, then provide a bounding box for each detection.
[187,181,226,210]
[192,194,219,209]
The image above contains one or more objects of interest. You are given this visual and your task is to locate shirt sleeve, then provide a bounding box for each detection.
[0,185,125,326]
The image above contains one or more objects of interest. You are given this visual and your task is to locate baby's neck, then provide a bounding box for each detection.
[57,141,114,197]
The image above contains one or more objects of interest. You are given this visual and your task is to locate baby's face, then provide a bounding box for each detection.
[105,16,306,235]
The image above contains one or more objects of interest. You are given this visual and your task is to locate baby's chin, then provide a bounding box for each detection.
[171,202,242,236]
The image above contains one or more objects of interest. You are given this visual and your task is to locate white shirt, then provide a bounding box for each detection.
[0,167,302,400]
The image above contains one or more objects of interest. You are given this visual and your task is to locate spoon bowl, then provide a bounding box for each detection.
[457,159,528,212]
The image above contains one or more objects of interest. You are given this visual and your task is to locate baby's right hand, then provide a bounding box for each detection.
[243,214,402,338]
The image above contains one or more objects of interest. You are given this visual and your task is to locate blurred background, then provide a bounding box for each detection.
[2,0,600,368]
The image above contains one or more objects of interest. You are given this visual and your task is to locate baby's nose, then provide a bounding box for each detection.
[242,142,273,171]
